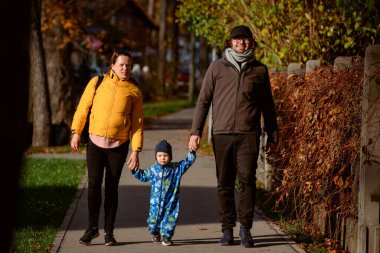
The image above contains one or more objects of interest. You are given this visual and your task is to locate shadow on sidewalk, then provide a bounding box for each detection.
[69,184,219,230]
[253,234,298,248]
[173,235,294,247]
[110,235,296,248]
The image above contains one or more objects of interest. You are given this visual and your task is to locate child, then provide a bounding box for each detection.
[131,139,196,246]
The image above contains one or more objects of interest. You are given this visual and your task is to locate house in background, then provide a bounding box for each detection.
[107,0,159,73]
[71,0,159,101]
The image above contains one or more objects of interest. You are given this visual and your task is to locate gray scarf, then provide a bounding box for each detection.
[225,48,254,72]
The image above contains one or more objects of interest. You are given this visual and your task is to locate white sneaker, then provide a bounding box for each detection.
[161,237,173,246]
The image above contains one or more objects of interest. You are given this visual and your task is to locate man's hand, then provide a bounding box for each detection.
[188,135,200,152]
[264,142,277,156]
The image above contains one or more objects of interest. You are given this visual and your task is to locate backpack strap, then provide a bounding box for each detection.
[95,75,103,90]
[79,75,103,144]
[89,75,103,110]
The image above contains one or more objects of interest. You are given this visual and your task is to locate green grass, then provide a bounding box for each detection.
[143,99,191,120]
[12,158,86,253]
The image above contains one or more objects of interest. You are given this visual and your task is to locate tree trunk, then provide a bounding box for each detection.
[188,32,196,104]
[198,36,209,93]
[147,0,155,17]
[167,0,179,97]
[42,1,73,146]
[44,42,72,126]
[157,0,167,96]
[30,0,51,147]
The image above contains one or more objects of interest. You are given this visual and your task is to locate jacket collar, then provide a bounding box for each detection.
[221,56,258,71]
[109,70,134,85]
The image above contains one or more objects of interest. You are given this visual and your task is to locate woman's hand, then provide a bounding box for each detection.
[128,151,139,170]
[71,133,81,151]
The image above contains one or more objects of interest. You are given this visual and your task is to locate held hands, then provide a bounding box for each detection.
[264,142,277,155]
[188,135,200,152]
[264,142,277,156]
[71,133,81,152]
[264,142,278,166]
[128,151,139,171]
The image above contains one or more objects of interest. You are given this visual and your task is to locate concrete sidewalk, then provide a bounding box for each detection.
[41,107,306,253]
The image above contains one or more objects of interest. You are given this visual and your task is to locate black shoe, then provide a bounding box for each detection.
[152,233,161,243]
[161,237,173,246]
[79,227,99,245]
[104,232,117,246]
[219,229,234,246]
[239,227,254,248]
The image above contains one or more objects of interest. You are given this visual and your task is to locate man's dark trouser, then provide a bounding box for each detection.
[86,139,129,232]
[212,133,260,232]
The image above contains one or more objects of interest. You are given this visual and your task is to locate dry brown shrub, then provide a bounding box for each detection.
[269,64,364,238]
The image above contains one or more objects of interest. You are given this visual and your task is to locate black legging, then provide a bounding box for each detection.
[86,139,129,232]
[212,133,260,231]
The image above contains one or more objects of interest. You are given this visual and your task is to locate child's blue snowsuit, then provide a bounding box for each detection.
[132,151,196,238]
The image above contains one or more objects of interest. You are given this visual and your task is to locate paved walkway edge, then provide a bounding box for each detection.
[51,175,88,253]
[255,207,307,253]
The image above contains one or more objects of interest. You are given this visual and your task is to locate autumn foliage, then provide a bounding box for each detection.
[269,62,364,238]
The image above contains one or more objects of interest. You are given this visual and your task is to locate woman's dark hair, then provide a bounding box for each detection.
[110,48,133,65]
[223,38,257,51]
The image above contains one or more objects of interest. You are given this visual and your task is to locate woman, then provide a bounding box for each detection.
[71,49,144,246]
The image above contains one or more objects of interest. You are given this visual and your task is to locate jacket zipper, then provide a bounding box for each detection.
[155,164,165,222]
[233,69,242,134]
[105,81,116,135]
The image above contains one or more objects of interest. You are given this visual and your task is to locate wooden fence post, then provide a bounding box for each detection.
[287,63,302,75]
[305,60,320,73]
[358,44,380,253]
[334,56,353,71]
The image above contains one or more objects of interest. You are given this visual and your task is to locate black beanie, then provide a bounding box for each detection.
[230,25,253,39]
[155,140,172,160]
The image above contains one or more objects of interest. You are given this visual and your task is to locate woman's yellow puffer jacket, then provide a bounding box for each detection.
[71,71,144,151]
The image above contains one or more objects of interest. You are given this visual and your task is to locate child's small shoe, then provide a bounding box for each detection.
[152,233,161,243]
[162,237,173,246]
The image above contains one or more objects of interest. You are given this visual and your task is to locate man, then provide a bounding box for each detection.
[188,25,278,248]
